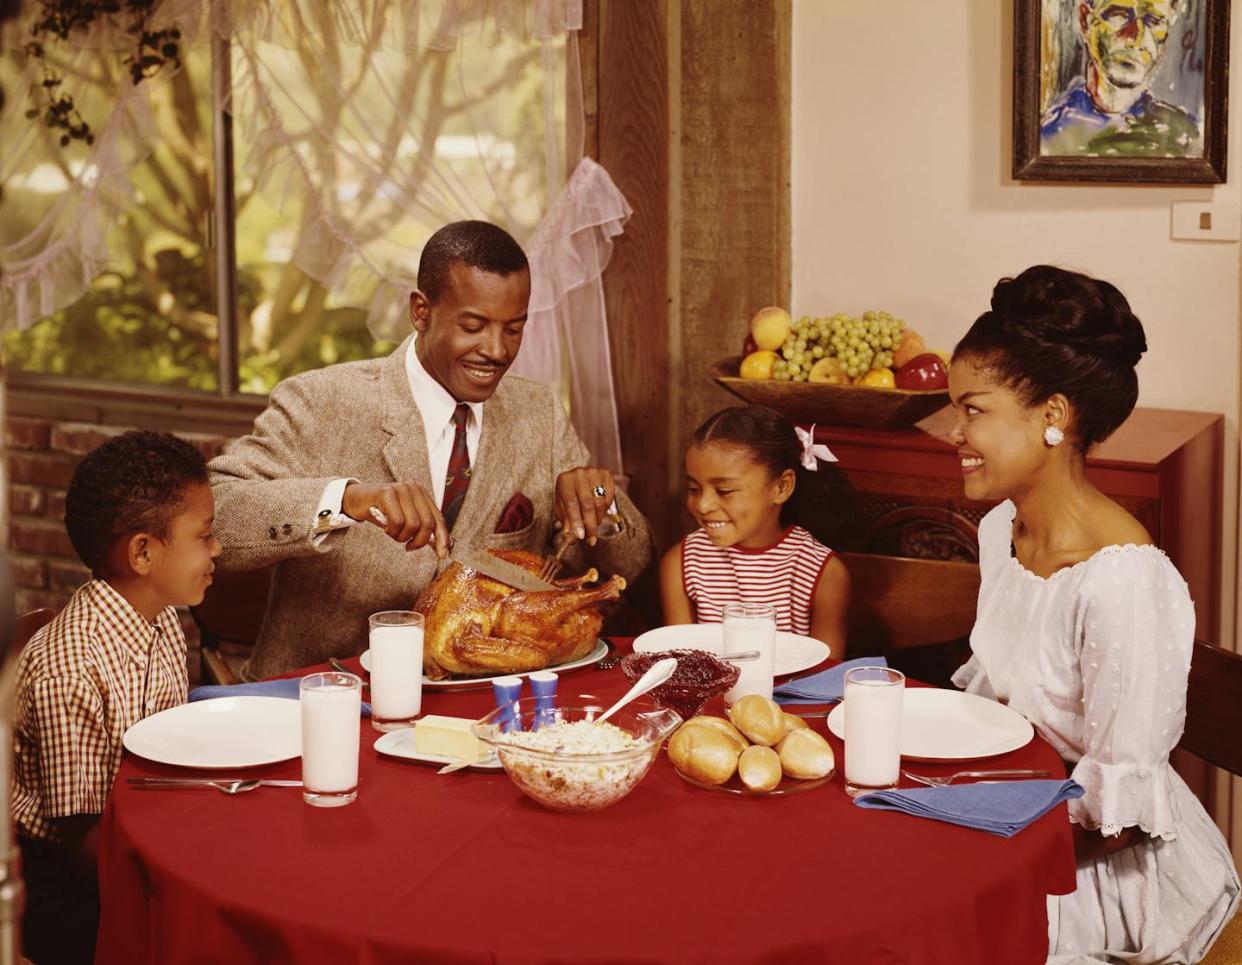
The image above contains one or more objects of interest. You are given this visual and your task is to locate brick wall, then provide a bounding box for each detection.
[6,415,234,615]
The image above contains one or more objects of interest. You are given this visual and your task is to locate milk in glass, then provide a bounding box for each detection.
[369,611,424,731]
[843,667,904,796]
[722,603,776,704]
[300,673,361,807]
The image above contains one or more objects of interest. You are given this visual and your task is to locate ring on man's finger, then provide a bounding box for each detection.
[592,485,607,498]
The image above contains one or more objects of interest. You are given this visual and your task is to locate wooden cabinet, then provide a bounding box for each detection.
[812,407,1225,644]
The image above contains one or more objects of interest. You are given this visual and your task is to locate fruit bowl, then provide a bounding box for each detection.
[709,356,949,430]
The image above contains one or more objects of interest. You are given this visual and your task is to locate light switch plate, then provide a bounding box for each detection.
[1171,201,1240,241]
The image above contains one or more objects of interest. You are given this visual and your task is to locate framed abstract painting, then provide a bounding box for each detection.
[1013,0,1229,183]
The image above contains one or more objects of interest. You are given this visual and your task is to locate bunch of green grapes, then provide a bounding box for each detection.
[770,310,906,382]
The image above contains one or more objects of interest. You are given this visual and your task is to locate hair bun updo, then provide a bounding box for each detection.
[954,265,1149,451]
[989,266,1147,368]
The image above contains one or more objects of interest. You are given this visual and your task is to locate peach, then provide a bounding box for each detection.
[749,306,792,351]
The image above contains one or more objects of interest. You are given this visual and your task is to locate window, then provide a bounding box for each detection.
[2,12,567,397]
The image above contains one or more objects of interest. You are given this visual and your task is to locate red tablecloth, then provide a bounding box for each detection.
[96,643,1076,964]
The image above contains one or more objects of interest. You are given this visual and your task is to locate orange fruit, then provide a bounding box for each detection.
[739,350,779,380]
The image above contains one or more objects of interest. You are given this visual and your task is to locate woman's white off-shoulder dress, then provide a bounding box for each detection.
[953,501,1239,964]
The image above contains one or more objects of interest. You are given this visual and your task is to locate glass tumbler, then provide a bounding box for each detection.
[843,666,905,798]
[300,671,362,807]
[368,610,424,732]
[722,602,777,704]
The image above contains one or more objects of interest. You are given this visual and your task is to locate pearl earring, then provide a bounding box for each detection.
[1044,426,1064,447]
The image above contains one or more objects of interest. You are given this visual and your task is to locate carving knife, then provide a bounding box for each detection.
[450,546,558,592]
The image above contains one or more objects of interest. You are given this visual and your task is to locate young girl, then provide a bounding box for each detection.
[660,405,852,658]
[947,265,1238,963]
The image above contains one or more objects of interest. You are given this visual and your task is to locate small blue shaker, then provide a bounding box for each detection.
[529,671,558,730]
[492,676,524,733]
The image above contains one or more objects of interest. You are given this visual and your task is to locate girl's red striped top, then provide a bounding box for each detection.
[681,525,834,635]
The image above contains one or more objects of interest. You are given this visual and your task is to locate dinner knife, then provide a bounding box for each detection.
[450,545,558,592]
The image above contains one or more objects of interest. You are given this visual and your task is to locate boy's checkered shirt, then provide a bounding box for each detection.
[11,579,187,842]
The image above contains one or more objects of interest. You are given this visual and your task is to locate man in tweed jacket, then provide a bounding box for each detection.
[210,222,653,678]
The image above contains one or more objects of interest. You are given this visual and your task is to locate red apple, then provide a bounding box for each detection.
[742,333,759,356]
[894,353,949,390]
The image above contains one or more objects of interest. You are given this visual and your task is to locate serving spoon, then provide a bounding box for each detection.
[597,656,679,724]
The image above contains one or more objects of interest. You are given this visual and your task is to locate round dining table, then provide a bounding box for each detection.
[96,641,1077,964]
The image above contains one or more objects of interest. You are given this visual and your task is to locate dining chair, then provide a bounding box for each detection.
[838,551,981,688]
[191,568,271,686]
[13,609,55,653]
[1182,640,1242,965]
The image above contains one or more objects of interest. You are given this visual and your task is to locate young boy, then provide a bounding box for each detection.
[11,430,220,964]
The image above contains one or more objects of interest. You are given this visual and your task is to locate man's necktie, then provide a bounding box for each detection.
[441,403,471,530]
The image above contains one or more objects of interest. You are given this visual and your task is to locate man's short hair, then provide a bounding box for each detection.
[65,430,210,573]
[417,221,528,303]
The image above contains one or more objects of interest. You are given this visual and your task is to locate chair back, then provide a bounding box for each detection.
[840,552,981,651]
[839,552,981,689]
[1181,640,1242,776]
[13,609,56,653]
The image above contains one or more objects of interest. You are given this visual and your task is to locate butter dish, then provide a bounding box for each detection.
[374,727,501,770]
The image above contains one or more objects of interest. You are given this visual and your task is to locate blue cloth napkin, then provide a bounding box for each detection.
[772,656,889,705]
[189,679,372,718]
[852,779,1084,837]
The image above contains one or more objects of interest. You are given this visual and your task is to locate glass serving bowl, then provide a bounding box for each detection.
[472,697,681,812]
[620,649,740,721]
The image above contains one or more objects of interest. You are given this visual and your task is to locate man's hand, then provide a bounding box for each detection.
[554,467,616,546]
[343,481,449,558]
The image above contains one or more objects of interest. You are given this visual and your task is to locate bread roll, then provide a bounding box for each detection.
[782,713,809,738]
[738,745,782,792]
[680,715,748,754]
[668,721,741,785]
[728,694,785,746]
[777,727,836,779]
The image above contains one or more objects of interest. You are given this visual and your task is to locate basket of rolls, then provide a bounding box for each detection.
[667,694,836,795]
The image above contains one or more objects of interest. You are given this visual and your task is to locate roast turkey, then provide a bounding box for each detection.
[415,549,626,680]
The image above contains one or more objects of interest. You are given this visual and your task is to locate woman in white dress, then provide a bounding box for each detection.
[947,266,1239,964]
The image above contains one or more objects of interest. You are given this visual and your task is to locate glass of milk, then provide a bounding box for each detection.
[300,671,362,807]
[368,610,425,732]
[722,602,777,704]
[843,667,905,798]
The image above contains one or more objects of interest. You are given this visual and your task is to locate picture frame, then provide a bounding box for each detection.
[1013,0,1229,183]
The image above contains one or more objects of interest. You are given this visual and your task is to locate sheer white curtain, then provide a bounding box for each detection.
[0,0,628,475]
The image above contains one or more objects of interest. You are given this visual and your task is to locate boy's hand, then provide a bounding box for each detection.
[554,467,616,547]
[342,481,449,558]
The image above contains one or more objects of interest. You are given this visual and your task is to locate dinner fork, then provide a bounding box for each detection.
[901,769,1051,787]
[537,530,573,583]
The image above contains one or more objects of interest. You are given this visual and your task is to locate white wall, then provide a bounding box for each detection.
[791,0,1242,853]
[792,0,1240,642]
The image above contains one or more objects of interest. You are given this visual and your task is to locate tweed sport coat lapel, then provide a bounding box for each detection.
[379,337,435,493]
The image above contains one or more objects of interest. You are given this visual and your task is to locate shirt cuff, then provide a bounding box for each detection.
[312,478,360,545]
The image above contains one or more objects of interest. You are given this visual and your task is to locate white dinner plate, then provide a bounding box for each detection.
[631,624,830,677]
[359,639,610,689]
[123,696,302,769]
[373,728,502,770]
[826,689,1034,761]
